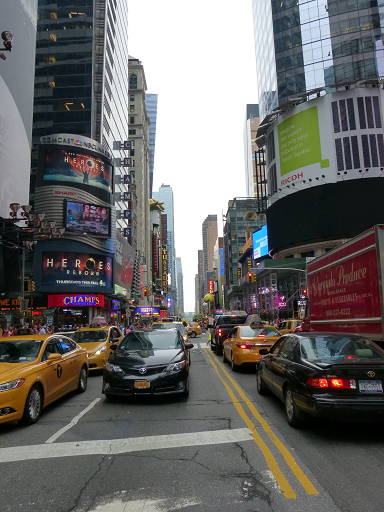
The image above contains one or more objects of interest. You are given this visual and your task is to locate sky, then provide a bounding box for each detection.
[128,0,258,312]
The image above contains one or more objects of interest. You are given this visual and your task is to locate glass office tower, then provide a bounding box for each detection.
[253,0,384,121]
[146,93,158,198]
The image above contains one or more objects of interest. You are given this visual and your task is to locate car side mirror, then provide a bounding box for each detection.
[47,353,62,363]
[110,344,118,351]
[185,342,194,350]
[259,348,269,356]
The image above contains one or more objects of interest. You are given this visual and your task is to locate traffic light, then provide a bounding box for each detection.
[31,280,35,292]
[24,279,31,292]
[247,272,252,283]
[144,288,150,296]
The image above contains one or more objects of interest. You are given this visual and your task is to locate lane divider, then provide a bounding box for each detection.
[204,349,296,499]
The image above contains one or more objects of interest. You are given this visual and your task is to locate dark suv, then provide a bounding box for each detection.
[210,313,247,355]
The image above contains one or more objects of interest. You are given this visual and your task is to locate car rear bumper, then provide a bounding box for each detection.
[297,393,384,421]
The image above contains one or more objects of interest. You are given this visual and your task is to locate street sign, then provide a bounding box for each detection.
[123,175,132,184]
[123,140,132,150]
[122,157,132,167]
[123,210,132,219]
[123,191,132,200]
[123,227,132,237]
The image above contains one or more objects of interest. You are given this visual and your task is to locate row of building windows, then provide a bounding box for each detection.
[35,63,92,76]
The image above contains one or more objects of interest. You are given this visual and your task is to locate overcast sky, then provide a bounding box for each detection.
[128,0,258,313]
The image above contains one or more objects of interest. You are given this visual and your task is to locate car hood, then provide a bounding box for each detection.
[78,341,106,354]
[110,348,184,367]
[0,362,36,383]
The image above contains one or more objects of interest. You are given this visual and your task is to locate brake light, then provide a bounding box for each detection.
[236,343,254,349]
[307,378,329,388]
[218,328,222,337]
[307,377,357,389]
[258,334,265,337]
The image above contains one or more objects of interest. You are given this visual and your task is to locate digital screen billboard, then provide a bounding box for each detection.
[41,252,112,290]
[64,200,111,237]
[253,225,269,259]
[43,148,113,194]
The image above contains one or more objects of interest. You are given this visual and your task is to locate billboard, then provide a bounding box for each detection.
[114,230,135,297]
[42,148,113,194]
[41,251,112,290]
[64,200,111,237]
[253,225,269,259]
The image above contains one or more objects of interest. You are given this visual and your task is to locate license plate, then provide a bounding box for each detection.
[134,381,150,389]
[359,380,383,393]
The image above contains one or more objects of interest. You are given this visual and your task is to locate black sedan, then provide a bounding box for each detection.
[256,333,384,427]
[102,328,193,398]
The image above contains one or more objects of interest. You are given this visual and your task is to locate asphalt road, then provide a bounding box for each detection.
[0,333,383,512]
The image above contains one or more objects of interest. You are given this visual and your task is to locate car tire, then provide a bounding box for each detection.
[284,387,302,428]
[22,384,43,425]
[77,365,88,393]
[188,351,191,366]
[189,331,196,338]
[210,338,215,351]
[231,352,238,372]
[215,342,222,356]
[182,377,190,398]
[256,366,267,395]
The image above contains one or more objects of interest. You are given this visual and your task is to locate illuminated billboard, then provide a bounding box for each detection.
[41,251,112,290]
[42,148,113,194]
[64,200,111,237]
[253,225,269,259]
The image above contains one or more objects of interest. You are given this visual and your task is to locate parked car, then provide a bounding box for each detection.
[102,328,194,398]
[223,325,282,371]
[256,333,384,427]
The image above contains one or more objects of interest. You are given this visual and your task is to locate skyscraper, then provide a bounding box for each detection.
[202,215,218,295]
[146,93,158,198]
[175,257,184,315]
[152,184,177,308]
[253,0,384,122]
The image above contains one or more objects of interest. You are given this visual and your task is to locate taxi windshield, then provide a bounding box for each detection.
[71,330,108,343]
[0,340,44,363]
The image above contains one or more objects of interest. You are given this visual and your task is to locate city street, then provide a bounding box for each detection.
[1,333,384,512]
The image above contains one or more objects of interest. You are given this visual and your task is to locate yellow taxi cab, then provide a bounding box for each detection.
[278,319,302,335]
[223,324,282,371]
[0,334,88,425]
[150,321,191,363]
[70,324,123,370]
[187,322,202,338]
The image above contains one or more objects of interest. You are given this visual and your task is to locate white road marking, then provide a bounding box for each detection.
[45,398,101,444]
[1,428,253,464]
[88,498,200,512]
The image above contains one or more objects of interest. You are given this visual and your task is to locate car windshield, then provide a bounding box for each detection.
[219,316,247,325]
[119,331,182,351]
[151,323,185,335]
[0,340,44,363]
[71,330,108,343]
[300,336,384,363]
[241,326,280,337]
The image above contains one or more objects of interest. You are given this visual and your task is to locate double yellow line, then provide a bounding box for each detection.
[204,348,318,500]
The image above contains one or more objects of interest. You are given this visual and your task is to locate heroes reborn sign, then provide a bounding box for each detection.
[43,148,113,194]
[42,252,113,290]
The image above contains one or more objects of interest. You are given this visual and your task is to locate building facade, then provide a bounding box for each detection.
[202,215,218,295]
[146,93,158,198]
[152,184,177,310]
[175,256,184,316]
[244,104,266,198]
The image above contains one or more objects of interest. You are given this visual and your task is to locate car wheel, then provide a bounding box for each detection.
[188,350,191,366]
[284,387,302,428]
[190,331,196,338]
[256,366,267,395]
[215,342,222,356]
[182,377,190,398]
[210,338,215,351]
[22,385,43,425]
[231,352,238,372]
[77,365,88,393]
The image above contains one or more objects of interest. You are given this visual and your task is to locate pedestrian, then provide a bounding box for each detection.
[39,324,47,334]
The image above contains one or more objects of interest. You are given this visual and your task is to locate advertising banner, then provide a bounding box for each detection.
[65,200,111,237]
[114,230,135,297]
[253,225,269,259]
[162,248,168,292]
[308,238,382,335]
[43,148,113,194]
[42,252,113,290]
[48,295,104,307]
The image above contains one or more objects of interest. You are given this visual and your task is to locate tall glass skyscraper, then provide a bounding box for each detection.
[146,93,158,198]
[253,0,384,121]
[31,0,129,230]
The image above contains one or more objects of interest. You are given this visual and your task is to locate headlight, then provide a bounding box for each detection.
[105,362,123,373]
[95,346,107,355]
[166,361,186,372]
[0,378,25,392]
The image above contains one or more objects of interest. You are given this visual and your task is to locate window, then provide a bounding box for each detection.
[41,341,61,362]
[130,95,135,101]
[56,338,76,354]
[130,149,135,156]
[279,336,296,360]
[129,129,136,135]
[130,105,135,112]
[129,116,135,124]
[130,74,138,89]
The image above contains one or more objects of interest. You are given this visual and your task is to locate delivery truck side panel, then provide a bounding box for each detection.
[307,226,384,339]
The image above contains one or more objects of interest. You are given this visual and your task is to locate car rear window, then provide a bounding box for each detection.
[241,326,280,338]
[71,330,108,343]
[218,316,247,325]
[300,336,384,363]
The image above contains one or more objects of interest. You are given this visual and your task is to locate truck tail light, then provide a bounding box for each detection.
[218,328,222,337]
